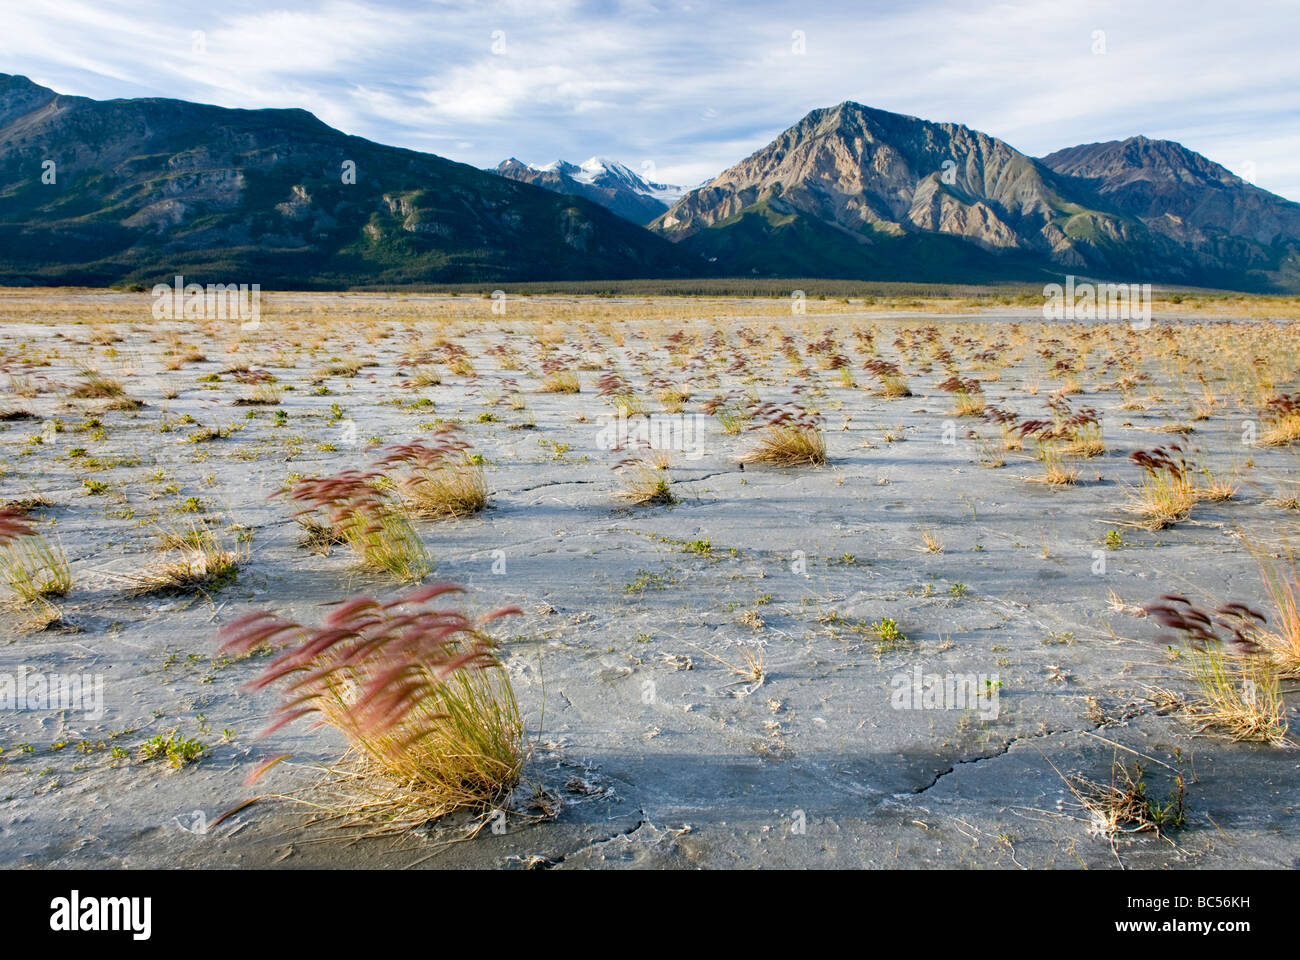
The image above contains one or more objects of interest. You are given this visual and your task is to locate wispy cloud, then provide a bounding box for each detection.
[3,0,1297,198]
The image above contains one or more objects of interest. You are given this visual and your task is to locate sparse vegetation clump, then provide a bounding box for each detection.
[740,402,827,466]
[613,443,676,505]
[1128,445,1197,528]
[983,405,1024,450]
[1051,397,1104,458]
[401,361,442,388]
[862,358,911,397]
[0,506,71,610]
[937,374,985,417]
[69,366,135,404]
[140,731,205,769]
[1260,393,1300,446]
[596,370,642,415]
[124,521,247,596]
[1250,544,1300,675]
[280,471,430,581]
[539,358,580,393]
[374,427,488,519]
[1145,594,1289,744]
[219,582,524,828]
[231,369,282,405]
[1065,756,1187,840]
[1017,417,1079,485]
[702,391,748,434]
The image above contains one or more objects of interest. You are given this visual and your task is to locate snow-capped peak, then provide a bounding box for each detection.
[497,155,691,207]
[532,159,579,175]
[577,156,633,180]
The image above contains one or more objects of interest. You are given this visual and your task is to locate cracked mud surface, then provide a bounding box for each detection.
[0,291,1297,869]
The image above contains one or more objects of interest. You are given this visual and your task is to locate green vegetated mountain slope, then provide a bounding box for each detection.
[1040,135,1300,290]
[651,102,1300,291]
[3,75,1298,292]
[0,74,704,287]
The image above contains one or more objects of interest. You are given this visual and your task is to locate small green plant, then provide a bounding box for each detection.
[684,538,713,557]
[871,617,908,650]
[1105,530,1124,550]
[625,569,676,594]
[139,731,205,769]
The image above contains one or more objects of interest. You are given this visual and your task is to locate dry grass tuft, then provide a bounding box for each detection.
[1127,445,1197,528]
[1065,756,1187,840]
[124,522,247,596]
[740,403,827,466]
[280,472,430,581]
[937,375,985,417]
[686,639,766,695]
[0,506,71,608]
[69,367,128,399]
[218,582,524,829]
[1145,595,1289,743]
[1017,418,1079,485]
[862,359,911,397]
[983,406,1024,451]
[613,445,676,505]
[231,369,282,405]
[375,428,488,519]
[1245,539,1300,677]
[596,371,643,416]
[1260,393,1300,446]
[539,358,579,393]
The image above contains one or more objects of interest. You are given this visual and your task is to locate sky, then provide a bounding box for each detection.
[3,0,1298,199]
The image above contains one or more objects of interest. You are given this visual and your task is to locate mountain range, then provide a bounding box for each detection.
[492,157,686,226]
[1,73,1298,292]
[0,74,698,287]
[649,102,1300,291]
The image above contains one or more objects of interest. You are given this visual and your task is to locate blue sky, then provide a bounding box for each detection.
[4,0,1298,198]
